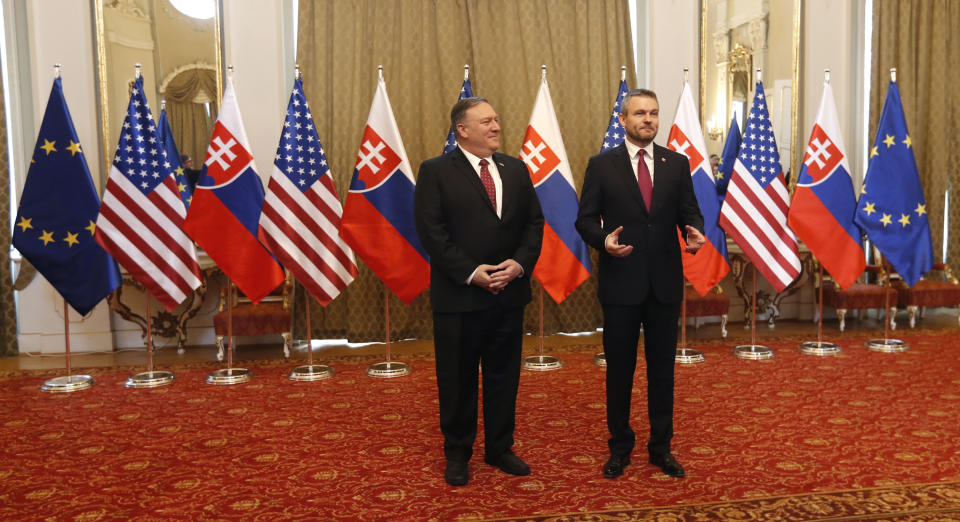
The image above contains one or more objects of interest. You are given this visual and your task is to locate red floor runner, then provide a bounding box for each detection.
[1,331,959,520]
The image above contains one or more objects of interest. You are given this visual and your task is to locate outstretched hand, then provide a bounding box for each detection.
[604,226,633,257]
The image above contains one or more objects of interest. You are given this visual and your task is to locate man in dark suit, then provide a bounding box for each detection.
[414,97,544,487]
[575,89,705,479]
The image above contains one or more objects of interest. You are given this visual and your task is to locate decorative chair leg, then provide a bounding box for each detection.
[889,308,897,330]
[908,305,918,328]
[215,335,225,362]
[837,309,847,332]
[693,317,700,329]
[720,314,728,338]
[282,332,291,359]
[813,307,820,323]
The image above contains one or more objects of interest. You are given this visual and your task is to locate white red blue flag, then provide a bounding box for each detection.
[184,77,285,304]
[443,77,473,154]
[601,78,628,150]
[667,81,729,296]
[95,75,202,311]
[788,81,865,290]
[340,76,430,304]
[259,77,358,306]
[719,81,801,292]
[520,77,591,303]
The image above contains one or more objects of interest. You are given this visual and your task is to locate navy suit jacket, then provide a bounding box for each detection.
[576,142,704,305]
[414,148,544,313]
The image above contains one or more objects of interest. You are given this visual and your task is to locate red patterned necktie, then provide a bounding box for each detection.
[479,158,497,212]
[637,149,652,211]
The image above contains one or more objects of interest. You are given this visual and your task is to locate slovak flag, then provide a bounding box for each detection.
[520,77,591,303]
[788,80,865,290]
[667,81,729,296]
[184,76,285,304]
[340,76,430,304]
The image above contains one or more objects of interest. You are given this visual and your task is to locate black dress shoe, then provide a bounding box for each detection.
[649,453,685,478]
[483,451,531,476]
[444,460,469,486]
[602,454,631,478]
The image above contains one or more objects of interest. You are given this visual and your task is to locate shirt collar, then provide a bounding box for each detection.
[458,145,492,168]
[624,139,654,161]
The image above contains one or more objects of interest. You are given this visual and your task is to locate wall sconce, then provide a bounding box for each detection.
[706,114,724,141]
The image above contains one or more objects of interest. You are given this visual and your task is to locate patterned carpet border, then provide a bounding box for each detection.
[492,481,960,521]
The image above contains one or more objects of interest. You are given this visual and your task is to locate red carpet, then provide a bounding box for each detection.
[2,331,960,520]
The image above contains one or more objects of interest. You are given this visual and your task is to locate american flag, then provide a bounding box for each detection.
[258,76,357,306]
[443,77,473,153]
[718,81,800,292]
[95,75,202,311]
[601,78,628,151]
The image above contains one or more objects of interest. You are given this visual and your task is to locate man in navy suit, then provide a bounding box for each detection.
[576,89,705,479]
[414,97,544,486]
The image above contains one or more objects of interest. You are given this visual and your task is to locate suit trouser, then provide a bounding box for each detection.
[602,296,680,458]
[433,305,524,462]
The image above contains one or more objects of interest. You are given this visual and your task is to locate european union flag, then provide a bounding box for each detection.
[443,77,474,153]
[157,107,191,208]
[854,81,933,287]
[12,77,121,315]
[600,78,628,151]
[716,116,741,196]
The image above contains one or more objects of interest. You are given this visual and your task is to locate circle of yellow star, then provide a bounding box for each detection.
[63,231,79,247]
[178,182,188,193]
[898,213,911,227]
[870,146,879,158]
[39,230,55,245]
[66,140,82,156]
[16,216,33,232]
[862,202,876,216]
[914,203,926,217]
[880,213,892,227]
[40,139,57,155]
[85,220,97,236]
[902,135,912,148]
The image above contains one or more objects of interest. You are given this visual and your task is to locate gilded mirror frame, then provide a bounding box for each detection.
[93,0,224,181]
[699,0,802,185]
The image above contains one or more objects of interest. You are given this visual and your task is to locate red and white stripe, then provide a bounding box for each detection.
[259,169,357,306]
[96,170,202,311]
[718,159,801,292]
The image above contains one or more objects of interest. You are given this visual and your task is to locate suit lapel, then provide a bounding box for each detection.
[451,148,498,216]
[493,153,512,219]
[614,144,647,213]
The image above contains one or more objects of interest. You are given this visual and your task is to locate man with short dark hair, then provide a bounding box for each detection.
[576,88,705,480]
[414,97,544,487]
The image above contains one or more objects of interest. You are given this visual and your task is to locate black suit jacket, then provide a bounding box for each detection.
[576,142,704,305]
[414,148,544,313]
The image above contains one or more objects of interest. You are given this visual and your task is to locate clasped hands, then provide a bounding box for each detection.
[472,259,522,294]
[604,225,706,257]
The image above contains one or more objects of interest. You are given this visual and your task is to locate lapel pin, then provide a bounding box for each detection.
[660,157,666,162]
[498,162,505,167]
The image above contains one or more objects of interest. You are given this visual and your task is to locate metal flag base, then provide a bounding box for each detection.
[675,348,705,364]
[733,344,774,360]
[41,375,95,393]
[798,341,841,356]
[366,361,410,378]
[206,368,253,385]
[289,364,335,382]
[865,338,908,353]
[125,370,175,388]
[522,355,563,371]
[592,352,606,367]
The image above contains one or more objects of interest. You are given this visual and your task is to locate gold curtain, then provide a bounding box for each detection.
[0,69,17,356]
[295,0,635,342]
[163,67,219,166]
[871,0,960,268]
